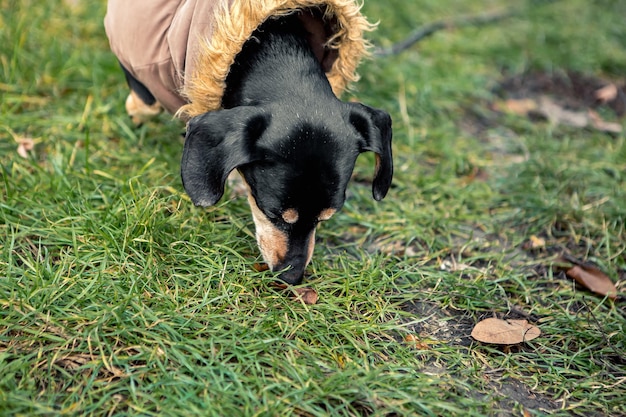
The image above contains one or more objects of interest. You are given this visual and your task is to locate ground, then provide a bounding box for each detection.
[1,0,625,416]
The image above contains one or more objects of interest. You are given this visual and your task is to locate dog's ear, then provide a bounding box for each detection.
[347,103,393,201]
[181,107,270,207]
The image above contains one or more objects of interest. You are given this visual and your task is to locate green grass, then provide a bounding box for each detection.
[1,0,625,415]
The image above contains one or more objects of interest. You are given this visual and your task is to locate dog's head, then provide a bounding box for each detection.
[181,102,392,284]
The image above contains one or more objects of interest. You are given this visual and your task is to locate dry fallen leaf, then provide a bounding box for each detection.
[556,255,618,300]
[404,334,431,350]
[269,282,289,290]
[595,83,619,103]
[252,262,270,272]
[566,264,618,300]
[471,318,541,345]
[269,282,319,305]
[17,138,35,158]
[293,287,318,305]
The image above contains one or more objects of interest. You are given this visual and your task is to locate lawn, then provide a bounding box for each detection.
[1,0,625,416]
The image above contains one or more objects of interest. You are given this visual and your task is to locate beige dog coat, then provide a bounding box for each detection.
[104,0,372,119]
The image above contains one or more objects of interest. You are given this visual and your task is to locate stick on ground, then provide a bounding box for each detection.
[374,8,516,57]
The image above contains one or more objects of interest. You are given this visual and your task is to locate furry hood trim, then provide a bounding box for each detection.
[178,0,374,119]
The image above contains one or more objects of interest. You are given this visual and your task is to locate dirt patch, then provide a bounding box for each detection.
[487,375,560,415]
[461,70,626,145]
[402,300,475,346]
[398,300,559,415]
[496,70,626,116]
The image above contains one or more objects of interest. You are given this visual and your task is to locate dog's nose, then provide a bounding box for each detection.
[276,263,306,285]
[274,255,308,285]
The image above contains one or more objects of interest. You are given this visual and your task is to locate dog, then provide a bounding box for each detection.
[105,1,393,285]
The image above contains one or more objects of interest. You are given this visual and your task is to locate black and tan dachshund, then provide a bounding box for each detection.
[118,13,393,285]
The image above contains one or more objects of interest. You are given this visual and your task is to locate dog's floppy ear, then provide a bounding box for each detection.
[347,103,393,201]
[181,107,270,207]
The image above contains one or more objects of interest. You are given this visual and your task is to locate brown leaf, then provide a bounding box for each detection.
[566,264,618,300]
[268,282,288,290]
[595,83,619,103]
[404,334,431,350]
[293,287,318,305]
[471,318,540,345]
[269,282,319,305]
[252,262,270,272]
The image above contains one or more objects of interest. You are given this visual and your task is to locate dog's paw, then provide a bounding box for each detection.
[125,91,162,126]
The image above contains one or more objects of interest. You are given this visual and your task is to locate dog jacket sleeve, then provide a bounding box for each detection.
[104,0,372,119]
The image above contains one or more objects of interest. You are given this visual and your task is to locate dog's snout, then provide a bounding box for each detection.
[270,235,314,284]
[275,261,307,285]
[248,193,318,283]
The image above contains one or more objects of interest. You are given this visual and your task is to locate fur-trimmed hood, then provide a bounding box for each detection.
[104,0,373,120]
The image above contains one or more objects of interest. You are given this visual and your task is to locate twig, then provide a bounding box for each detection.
[374,8,516,57]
